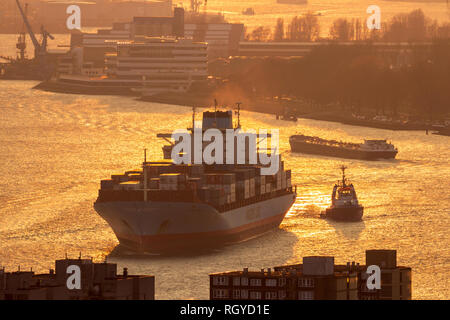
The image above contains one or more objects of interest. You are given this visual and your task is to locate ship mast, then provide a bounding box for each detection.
[235,102,242,129]
[192,106,196,131]
[16,3,28,61]
[213,99,218,128]
[341,165,347,187]
[143,148,148,202]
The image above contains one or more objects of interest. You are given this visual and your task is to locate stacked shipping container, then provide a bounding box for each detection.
[98,161,293,209]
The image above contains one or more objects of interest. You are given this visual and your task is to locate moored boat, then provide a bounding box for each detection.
[290,134,398,160]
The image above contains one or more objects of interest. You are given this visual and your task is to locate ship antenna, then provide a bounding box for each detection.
[214,99,218,128]
[341,165,347,187]
[192,106,196,130]
[236,102,242,129]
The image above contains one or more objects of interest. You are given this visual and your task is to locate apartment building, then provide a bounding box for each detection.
[210,256,358,300]
[0,257,155,300]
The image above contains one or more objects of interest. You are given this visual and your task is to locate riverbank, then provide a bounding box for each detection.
[33,80,136,96]
[33,80,441,132]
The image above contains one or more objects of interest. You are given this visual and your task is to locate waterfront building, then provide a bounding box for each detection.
[236,41,430,67]
[185,23,244,58]
[132,7,185,38]
[210,256,358,300]
[210,250,412,300]
[54,37,207,95]
[335,250,412,300]
[0,258,155,300]
[106,37,207,87]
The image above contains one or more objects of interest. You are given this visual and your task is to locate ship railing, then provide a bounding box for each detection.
[97,186,295,212]
[216,188,294,213]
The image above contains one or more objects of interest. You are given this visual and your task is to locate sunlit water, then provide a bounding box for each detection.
[0,2,449,297]
[0,81,448,299]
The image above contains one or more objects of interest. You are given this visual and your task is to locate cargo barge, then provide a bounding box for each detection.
[94,107,296,253]
[290,134,398,160]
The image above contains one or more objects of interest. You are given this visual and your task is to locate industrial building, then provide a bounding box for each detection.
[62,6,244,76]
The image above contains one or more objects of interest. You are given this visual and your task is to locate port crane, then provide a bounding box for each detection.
[15,0,54,60]
[16,2,28,60]
[0,1,56,79]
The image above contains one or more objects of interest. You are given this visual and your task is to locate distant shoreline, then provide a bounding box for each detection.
[33,80,439,132]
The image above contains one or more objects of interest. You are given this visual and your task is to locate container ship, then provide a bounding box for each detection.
[290,134,398,160]
[94,107,296,253]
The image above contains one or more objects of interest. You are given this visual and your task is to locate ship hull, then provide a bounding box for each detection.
[34,79,137,96]
[94,193,296,253]
[290,140,397,160]
[322,206,364,222]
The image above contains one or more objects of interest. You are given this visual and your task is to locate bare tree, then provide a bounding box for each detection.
[250,26,272,42]
[383,9,430,41]
[273,18,285,41]
[330,18,353,41]
[287,12,320,42]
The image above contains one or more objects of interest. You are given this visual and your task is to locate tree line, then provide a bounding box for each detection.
[246,9,450,42]
[212,41,450,120]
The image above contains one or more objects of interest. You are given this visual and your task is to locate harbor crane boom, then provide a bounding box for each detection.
[15,0,41,56]
[15,0,52,58]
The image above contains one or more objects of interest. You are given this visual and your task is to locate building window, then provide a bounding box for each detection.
[241,290,248,299]
[278,290,287,300]
[250,279,262,287]
[278,278,286,287]
[233,289,240,299]
[265,291,277,300]
[213,289,229,299]
[233,277,240,286]
[241,277,248,286]
[298,278,314,288]
[265,279,277,287]
[213,276,229,286]
[381,273,392,285]
[249,291,261,300]
[298,291,314,300]
[381,286,392,298]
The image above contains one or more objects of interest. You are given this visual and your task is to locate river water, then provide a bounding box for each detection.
[0,80,448,299]
[0,2,449,298]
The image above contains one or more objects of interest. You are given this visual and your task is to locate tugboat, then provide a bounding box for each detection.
[321,166,363,222]
[276,106,298,122]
